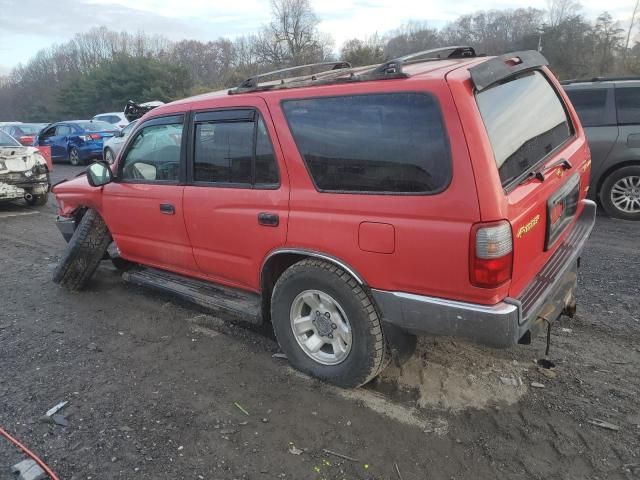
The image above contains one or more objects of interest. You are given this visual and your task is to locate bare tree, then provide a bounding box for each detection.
[623,0,640,66]
[267,0,330,65]
[547,0,582,27]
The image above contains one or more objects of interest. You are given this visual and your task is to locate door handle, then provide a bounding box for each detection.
[159,203,175,215]
[258,212,279,227]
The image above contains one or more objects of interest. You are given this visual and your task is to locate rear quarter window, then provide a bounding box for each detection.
[476,71,573,187]
[564,89,610,127]
[282,93,452,194]
[615,87,640,125]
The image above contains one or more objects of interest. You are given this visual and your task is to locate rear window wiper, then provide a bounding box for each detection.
[518,158,572,185]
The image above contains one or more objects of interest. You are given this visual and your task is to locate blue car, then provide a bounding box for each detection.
[34,120,117,166]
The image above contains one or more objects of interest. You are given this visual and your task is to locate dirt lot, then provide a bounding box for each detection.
[1,164,639,480]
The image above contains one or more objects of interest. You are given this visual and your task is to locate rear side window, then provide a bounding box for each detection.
[615,87,640,125]
[564,89,610,127]
[476,71,572,187]
[193,115,279,187]
[282,93,451,193]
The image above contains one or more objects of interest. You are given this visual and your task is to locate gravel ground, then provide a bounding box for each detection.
[0,164,638,480]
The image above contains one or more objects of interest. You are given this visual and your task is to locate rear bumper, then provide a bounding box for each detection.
[77,144,103,160]
[372,200,597,348]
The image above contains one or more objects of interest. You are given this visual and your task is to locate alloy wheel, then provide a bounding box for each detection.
[610,175,640,214]
[289,289,352,365]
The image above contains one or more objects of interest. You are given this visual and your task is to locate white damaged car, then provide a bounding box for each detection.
[0,130,50,206]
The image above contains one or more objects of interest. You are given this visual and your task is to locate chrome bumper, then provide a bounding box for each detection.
[372,200,597,348]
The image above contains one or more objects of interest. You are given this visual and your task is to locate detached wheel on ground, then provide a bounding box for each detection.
[68,147,82,166]
[25,193,48,206]
[271,259,388,388]
[52,209,112,291]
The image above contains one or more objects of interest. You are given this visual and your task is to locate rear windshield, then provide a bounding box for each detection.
[476,71,572,187]
[0,130,21,147]
[76,121,115,132]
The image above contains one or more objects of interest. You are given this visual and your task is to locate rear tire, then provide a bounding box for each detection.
[68,147,82,166]
[271,259,388,387]
[25,193,48,206]
[600,165,640,220]
[104,148,115,164]
[52,209,112,291]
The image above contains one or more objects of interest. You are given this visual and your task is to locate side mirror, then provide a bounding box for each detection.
[86,161,113,187]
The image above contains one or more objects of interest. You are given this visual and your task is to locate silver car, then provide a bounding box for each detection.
[102,120,137,163]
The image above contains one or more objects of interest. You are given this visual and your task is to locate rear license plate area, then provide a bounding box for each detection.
[545,173,580,250]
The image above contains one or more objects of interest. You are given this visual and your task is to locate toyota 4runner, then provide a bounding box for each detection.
[51,47,596,387]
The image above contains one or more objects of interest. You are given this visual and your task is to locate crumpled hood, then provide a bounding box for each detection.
[0,146,46,174]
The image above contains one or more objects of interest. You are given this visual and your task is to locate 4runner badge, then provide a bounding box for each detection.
[516,214,540,238]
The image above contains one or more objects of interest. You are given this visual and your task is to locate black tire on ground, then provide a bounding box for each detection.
[25,193,48,206]
[271,258,388,388]
[52,209,112,291]
[600,165,640,220]
[68,147,82,166]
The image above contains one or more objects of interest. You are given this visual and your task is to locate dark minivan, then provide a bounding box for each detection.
[563,78,640,220]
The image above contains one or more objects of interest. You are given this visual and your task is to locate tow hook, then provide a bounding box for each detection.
[562,297,577,318]
[24,193,33,201]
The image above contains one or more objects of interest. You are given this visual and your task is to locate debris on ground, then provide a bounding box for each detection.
[51,414,69,427]
[587,418,620,431]
[11,459,46,480]
[530,382,545,389]
[234,402,250,416]
[322,449,359,462]
[45,401,68,417]
[500,376,522,387]
[288,444,303,455]
[272,353,287,359]
[538,367,557,379]
[394,462,404,480]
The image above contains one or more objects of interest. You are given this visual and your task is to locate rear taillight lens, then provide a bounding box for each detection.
[89,133,101,140]
[470,221,513,288]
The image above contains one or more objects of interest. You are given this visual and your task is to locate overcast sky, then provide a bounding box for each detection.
[0,0,635,75]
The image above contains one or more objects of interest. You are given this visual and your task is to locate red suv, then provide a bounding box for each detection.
[52,47,596,387]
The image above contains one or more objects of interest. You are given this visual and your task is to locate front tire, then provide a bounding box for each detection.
[52,209,112,291]
[600,165,640,220]
[271,259,387,388]
[68,147,82,166]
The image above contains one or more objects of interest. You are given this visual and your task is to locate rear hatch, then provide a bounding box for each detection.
[470,58,591,299]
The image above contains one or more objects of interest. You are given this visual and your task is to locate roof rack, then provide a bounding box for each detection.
[561,75,640,85]
[228,46,476,95]
[364,46,476,78]
[235,61,352,90]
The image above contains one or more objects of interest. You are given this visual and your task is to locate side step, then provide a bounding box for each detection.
[122,267,261,323]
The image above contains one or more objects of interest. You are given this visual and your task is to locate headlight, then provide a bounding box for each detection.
[34,163,49,175]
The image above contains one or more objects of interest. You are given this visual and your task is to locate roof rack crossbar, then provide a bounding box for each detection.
[561,75,640,85]
[367,46,476,77]
[237,61,352,90]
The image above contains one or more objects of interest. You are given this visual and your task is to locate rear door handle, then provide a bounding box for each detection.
[159,203,175,215]
[258,212,279,227]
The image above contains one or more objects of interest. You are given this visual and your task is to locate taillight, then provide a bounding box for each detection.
[470,221,513,288]
[89,133,101,140]
[18,136,32,145]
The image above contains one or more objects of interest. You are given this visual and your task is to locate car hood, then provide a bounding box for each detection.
[0,146,46,173]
